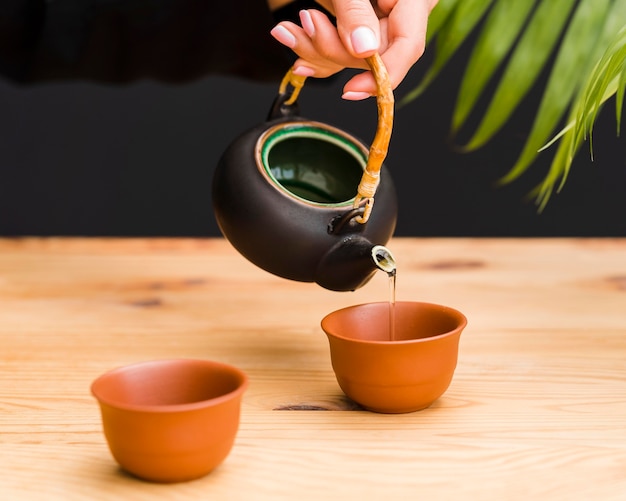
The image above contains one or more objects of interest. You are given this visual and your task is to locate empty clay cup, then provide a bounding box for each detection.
[91,359,248,483]
[321,301,467,413]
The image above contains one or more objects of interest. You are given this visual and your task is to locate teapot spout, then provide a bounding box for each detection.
[371,244,396,276]
[315,237,395,292]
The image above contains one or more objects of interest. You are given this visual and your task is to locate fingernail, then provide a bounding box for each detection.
[300,10,315,37]
[270,25,296,49]
[351,26,378,54]
[293,65,315,77]
[342,91,372,101]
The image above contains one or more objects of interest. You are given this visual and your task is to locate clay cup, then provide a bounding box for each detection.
[91,359,248,483]
[321,301,467,413]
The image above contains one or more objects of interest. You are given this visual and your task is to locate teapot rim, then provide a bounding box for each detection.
[255,120,370,209]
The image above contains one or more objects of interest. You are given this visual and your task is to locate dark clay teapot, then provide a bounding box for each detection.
[212,55,397,291]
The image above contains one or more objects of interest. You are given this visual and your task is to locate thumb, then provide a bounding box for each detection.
[331,0,380,57]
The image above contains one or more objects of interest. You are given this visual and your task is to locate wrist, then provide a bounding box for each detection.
[267,0,294,11]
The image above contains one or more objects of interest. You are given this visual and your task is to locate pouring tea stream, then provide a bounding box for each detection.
[212,54,397,291]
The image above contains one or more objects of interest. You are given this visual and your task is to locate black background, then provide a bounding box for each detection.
[1,43,625,237]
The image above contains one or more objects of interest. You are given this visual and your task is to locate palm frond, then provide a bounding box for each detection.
[423,0,462,45]
[458,0,577,152]
[402,0,626,206]
[449,0,536,136]
[498,0,612,185]
[399,0,495,104]
[535,24,626,208]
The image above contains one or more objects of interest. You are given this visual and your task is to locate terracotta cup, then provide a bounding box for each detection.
[321,301,467,413]
[91,359,248,483]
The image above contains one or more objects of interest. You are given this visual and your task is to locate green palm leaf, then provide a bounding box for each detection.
[403,0,626,206]
[499,0,611,185]
[450,0,535,135]
[460,0,577,151]
[535,24,626,208]
[617,62,626,134]
[398,0,494,105]
[423,0,461,44]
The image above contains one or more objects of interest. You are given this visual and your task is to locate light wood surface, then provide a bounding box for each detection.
[1,237,625,500]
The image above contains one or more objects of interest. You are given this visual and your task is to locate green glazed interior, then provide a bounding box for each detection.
[260,125,367,206]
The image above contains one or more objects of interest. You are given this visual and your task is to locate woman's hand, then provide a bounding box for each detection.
[270,0,438,100]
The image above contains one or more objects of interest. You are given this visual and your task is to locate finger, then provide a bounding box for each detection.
[381,0,430,87]
[314,0,335,15]
[330,0,381,57]
[270,22,298,49]
[343,0,431,94]
[270,21,345,78]
[302,9,370,70]
[376,0,439,16]
[342,70,376,99]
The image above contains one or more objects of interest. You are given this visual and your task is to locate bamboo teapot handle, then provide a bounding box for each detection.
[354,53,393,224]
[278,54,394,224]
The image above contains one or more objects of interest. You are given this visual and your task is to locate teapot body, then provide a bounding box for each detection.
[212,115,397,291]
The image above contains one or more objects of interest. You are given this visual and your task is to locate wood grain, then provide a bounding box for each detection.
[1,238,625,500]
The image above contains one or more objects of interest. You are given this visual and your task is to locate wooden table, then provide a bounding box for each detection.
[1,237,625,500]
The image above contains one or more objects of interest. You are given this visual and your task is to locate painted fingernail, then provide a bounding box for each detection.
[342,91,372,101]
[270,25,296,48]
[351,26,378,54]
[300,10,315,37]
[293,65,316,77]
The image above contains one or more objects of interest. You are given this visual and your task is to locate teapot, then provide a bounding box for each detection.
[212,54,397,291]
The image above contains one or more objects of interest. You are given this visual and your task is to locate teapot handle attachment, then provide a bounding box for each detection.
[279,70,307,106]
[267,69,308,121]
[353,53,394,224]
